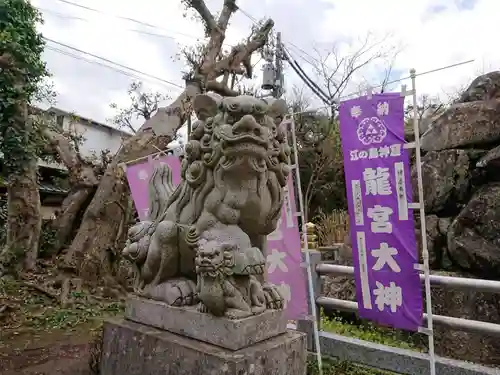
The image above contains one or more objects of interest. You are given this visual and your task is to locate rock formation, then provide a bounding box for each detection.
[417,71,500,277]
[323,71,500,366]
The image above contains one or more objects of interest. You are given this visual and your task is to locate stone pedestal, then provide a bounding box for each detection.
[99,297,307,375]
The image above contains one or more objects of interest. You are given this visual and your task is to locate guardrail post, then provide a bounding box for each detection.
[297,222,323,352]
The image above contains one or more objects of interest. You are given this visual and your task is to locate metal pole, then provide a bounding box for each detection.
[273,32,283,98]
[411,69,436,375]
[315,263,500,294]
[289,117,323,374]
[316,297,500,337]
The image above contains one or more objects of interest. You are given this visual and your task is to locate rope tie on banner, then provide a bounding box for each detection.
[118,143,184,172]
[149,144,170,167]
[152,144,168,160]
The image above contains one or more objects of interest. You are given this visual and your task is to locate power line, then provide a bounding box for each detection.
[44,1,327,75]
[237,7,259,23]
[290,59,475,115]
[283,46,332,105]
[284,41,322,66]
[44,45,180,90]
[39,7,182,42]
[43,37,184,89]
[40,4,290,93]
[238,6,476,112]
[39,6,274,94]
[46,0,233,46]
[42,1,321,84]
[38,6,86,21]
[54,0,197,39]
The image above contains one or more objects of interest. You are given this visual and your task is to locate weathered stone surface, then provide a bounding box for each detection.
[320,238,360,323]
[122,94,290,317]
[415,214,445,268]
[438,217,452,235]
[420,100,500,152]
[431,271,500,366]
[476,144,500,169]
[459,71,500,103]
[125,296,287,351]
[100,319,307,375]
[447,183,500,278]
[404,108,443,142]
[413,149,470,214]
[437,217,454,270]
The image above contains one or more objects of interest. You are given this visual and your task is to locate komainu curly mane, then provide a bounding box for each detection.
[122,93,289,305]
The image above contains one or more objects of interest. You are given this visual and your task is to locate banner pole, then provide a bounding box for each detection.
[289,117,323,375]
[410,69,436,375]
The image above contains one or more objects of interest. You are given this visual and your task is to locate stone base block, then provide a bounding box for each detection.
[100,319,307,375]
[125,296,287,350]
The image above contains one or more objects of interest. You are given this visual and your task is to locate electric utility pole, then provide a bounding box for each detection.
[273,32,284,98]
[261,32,284,98]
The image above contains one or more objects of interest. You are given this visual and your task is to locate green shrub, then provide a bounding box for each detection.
[307,358,395,375]
[321,313,421,351]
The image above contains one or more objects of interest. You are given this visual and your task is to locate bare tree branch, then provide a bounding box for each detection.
[43,129,99,187]
[306,32,400,116]
[212,19,273,79]
[199,0,238,75]
[217,0,238,29]
[110,81,169,134]
[185,0,217,33]
[207,80,239,96]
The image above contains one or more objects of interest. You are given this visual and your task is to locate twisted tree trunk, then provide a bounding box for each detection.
[52,186,95,255]
[62,82,201,275]
[44,129,100,254]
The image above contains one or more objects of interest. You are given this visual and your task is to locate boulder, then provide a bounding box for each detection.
[447,182,500,279]
[413,149,470,214]
[415,215,446,269]
[459,71,500,103]
[420,99,500,152]
[404,111,442,142]
[431,271,500,366]
[437,217,455,270]
[438,217,452,234]
[476,144,500,169]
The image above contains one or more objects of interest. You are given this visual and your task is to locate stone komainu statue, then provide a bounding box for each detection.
[122,93,290,318]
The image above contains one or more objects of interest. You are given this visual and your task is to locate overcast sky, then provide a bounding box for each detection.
[32,0,496,129]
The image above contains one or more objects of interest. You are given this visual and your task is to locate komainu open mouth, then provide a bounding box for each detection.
[218,124,269,160]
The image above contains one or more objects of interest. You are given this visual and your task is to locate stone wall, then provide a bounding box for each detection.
[416,71,500,276]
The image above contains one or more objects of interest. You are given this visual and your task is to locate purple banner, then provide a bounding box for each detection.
[124,156,307,320]
[339,93,423,331]
[266,176,308,320]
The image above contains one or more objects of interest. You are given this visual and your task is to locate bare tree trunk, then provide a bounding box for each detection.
[2,160,42,271]
[63,82,201,274]
[44,129,100,254]
[51,186,95,255]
